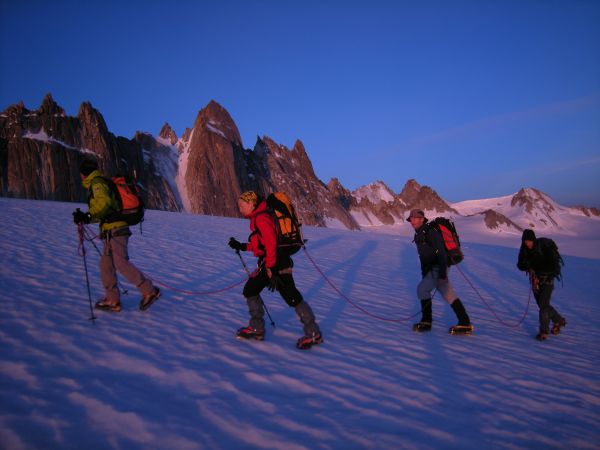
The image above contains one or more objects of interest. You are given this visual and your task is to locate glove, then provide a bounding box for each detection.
[267,268,285,292]
[73,208,91,224]
[228,237,246,251]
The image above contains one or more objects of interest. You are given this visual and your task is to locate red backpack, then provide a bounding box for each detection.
[91,176,145,225]
[110,176,145,225]
[428,217,463,265]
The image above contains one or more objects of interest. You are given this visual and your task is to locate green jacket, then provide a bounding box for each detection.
[82,170,128,232]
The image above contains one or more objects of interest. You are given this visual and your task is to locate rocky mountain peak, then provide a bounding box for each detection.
[39,93,65,117]
[327,178,355,209]
[292,139,308,157]
[397,178,456,214]
[159,122,178,145]
[481,209,523,232]
[511,187,560,214]
[398,179,422,205]
[510,187,561,228]
[77,101,109,135]
[353,180,396,204]
[194,100,242,146]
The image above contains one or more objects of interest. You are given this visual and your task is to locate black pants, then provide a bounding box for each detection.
[243,268,304,306]
[242,267,320,336]
[534,281,562,334]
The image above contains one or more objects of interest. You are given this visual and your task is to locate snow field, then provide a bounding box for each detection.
[0,198,599,449]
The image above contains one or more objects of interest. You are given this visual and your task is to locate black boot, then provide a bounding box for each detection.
[413,299,432,332]
[449,299,474,334]
[451,298,470,325]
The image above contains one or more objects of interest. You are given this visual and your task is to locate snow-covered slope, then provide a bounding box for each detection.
[352,181,396,204]
[451,188,600,237]
[1,198,599,449]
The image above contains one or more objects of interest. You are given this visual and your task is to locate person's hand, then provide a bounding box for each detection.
[267,267,285,292]
[228,237,246,251]
[73,208,91,224]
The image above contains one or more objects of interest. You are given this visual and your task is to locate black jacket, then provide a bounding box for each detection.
[517,238,558,277]
[413,223,448,279]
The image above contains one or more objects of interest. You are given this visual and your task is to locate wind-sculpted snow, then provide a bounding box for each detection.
[0,198,599,449]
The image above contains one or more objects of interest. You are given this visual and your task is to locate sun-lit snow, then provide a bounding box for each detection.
[175,129,195,213]
[1,197,599,449]
[22,127,96,156]
[353,181,396,204]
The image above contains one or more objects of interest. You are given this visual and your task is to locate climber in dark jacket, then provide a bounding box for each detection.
[517,228,566,340]
[407,209,473,334]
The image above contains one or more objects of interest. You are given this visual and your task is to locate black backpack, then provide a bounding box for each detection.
[537,237,564,281]
[428,217,464,266]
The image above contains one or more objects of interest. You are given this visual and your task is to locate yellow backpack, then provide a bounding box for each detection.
[266,192,305,255]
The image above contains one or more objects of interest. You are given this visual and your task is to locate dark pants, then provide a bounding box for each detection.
[534,281,562,334]
[242,268,320,336]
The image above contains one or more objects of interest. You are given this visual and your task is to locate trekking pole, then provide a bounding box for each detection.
[77,223,96,322]
[235,250,275,327]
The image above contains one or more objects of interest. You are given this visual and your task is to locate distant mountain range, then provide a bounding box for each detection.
[1,94,598,234]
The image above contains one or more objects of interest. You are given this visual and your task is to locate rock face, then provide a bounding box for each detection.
[348,179,457,227]
[244,137,359,229]
[2,95,598,235]
[179,100,245,216]
[480,209,523,232]
[172,101,360,227]
[511,188,560,228]
[0,94,179,211]
[572,205,600,218]
[397,179,458,214]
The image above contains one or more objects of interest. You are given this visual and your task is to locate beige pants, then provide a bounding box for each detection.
[100,230,153,302]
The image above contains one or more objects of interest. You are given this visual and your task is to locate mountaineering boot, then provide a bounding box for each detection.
[449,299,473,334]
[450,298,470,325]
[296,332,324,350]
[236,326,265,341]
[94,298,122,312]
[449,324,474,335]
[551,317,567,335]
[139,287,161,311]
[536,332,549,341]
[413,321,432,332]
[413,299,432,332]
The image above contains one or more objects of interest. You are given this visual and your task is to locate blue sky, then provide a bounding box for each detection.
[1,0,599,206]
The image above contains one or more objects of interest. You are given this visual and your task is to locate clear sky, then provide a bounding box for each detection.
[1,0,599,207]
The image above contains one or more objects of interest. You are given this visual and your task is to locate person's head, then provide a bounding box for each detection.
[522,228,536,249]
[406,209,427,230]
[79,159,99,179]
[238,191,259,217]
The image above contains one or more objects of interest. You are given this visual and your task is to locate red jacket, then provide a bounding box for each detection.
[246,201,277,269]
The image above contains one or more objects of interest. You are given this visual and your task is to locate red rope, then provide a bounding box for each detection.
[150,276,247,296]
[302,247,420,323]
[456,265,532,328]
[79,225,247,297]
